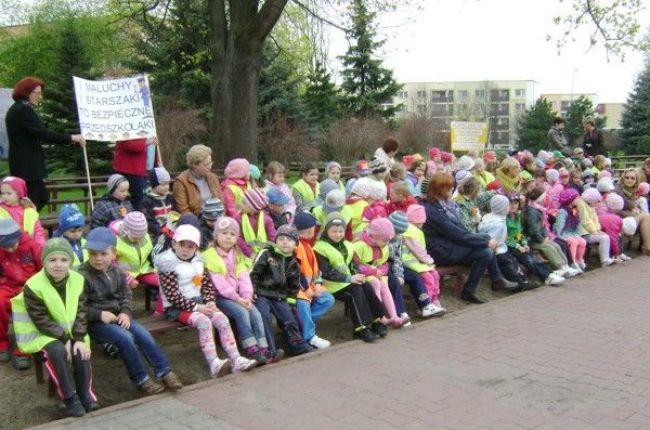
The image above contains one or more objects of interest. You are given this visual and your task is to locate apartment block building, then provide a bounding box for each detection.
[540,93,597,118]
[389,80,538,149]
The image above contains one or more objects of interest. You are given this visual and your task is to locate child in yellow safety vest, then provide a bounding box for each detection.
[352,218,405,328]
[313,212,388,343]
[112,211,160,311]
[11,238,97,417]
[55,204,87,267]
[404,205,446,315]
[236,188,276,267]
[155,224,257,377]
[0,176,47,249]
[291,162,320,212]
[344,177,373,241]
[221,158,252,218]
[204,216,273,365]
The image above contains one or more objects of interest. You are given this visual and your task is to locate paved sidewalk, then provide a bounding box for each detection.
[32,257,650,430]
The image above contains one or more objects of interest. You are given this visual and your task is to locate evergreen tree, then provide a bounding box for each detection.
[516,97,557,152]
[303,61,342,130]
[620,61,650,154]
[40,17,113,175]
[339,0,402,119]
[564,95,606,145]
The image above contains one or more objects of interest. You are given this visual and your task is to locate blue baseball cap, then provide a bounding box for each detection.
[84,227,117,251]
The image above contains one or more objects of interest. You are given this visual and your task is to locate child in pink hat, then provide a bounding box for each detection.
[403,205,444,315]
[598,193,629,261]
[0,176,47,248]
[635,182,649,213]
[221,158,252,218]
[352,218,404,328]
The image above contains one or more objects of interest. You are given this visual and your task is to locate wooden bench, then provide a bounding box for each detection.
[33,314,183,396]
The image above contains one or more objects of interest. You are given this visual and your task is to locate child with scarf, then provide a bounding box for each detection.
[553,189,587,273]
[236,188,276,267]
[221,158,252,218]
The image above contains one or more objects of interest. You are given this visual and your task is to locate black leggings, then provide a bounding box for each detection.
[334,283,386,330]
[43,341,95,404]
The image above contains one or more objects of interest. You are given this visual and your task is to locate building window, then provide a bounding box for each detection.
[417,91,426,99]
[399,91,408,99]
[458,90,468,100]
[475,89,485,98]
[515,103,526,112]
[515,89,525,97]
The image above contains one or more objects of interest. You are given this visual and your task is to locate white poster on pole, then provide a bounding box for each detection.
[73,75,157,142]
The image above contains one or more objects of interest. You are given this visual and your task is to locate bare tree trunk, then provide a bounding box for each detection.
[208,0,288,166]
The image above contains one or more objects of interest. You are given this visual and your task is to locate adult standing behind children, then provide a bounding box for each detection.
[112,137,158,210]
[173,144,222,216]
[5,76,86,211]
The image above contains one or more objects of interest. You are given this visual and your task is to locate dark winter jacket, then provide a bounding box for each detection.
[314,236,354,285]
[422,199,491,265]
[250,246,301,300]
[582,128,606,157]
[23,273,88,344]
[142,191,174,238]
[524,206,547,244]
[6,101,72,181]
[77,262,133,322]
[90,195,134,228]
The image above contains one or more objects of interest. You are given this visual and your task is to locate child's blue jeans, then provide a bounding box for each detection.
[295,292,335,341]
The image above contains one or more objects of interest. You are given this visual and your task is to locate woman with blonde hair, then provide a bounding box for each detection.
[617,168,650,255]
[173,145,222,215]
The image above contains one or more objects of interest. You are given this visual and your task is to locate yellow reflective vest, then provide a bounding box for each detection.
[401,224,433,273]
[346,199,369,238]
[227,183,250,210]
[313,240,353,294]
[352,240,389,283]
[116,235,153,277]
[71,238,89,268]
[292,179,319,209]
[0,206,39,236]
[202,247,247,276]
[11,270,89,355]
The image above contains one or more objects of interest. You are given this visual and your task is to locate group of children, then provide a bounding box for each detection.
[0,143,645,418]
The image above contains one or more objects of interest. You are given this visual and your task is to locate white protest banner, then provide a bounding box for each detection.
[450,121,488,152]
[73,75,157,142]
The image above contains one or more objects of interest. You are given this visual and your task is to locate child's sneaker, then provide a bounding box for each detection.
[13,356,31,370]
[577,261,587,271]
[602,258,618,267]
[63,395,86,417]
[0,350,10,363]
[232,356,257,372]
[421,303,445,318]
[161,371,183,391]
[619,253,632,261]
[264,349,284,364]
[399,313,411,326]
[371,321,388,338]
[570,263,584,275]
[308,335,331,349]
[210,358,232,378]
[139,378,165,395]
[545,272,565,286]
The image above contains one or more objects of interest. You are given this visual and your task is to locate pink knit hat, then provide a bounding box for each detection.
[367,217,395,241]
[483,151,497,162]
[440,152,453,164]
[1,176,27,199]
[122,211,148,238]
[605,193,624,211]
[213,216,240,238]
[581,187,602,205]
[558,188,579,206]
[224,158,250,179]
[428,147,441,160]
[637,182,650,196]
[243,188,268,211]
[406,204,426,224]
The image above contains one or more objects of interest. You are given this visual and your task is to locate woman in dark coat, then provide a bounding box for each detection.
[5,76,85,211]
[422,172,518,303]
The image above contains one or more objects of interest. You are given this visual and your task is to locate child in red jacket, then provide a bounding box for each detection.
[0,219,41,369]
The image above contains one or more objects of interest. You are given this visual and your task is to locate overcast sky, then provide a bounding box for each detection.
[325,0,650,103]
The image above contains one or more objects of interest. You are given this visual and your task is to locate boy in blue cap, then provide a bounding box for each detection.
[77,227,183,395]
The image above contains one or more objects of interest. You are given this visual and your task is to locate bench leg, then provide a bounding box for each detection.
[34,353,44,384]
[144,286,152,312]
